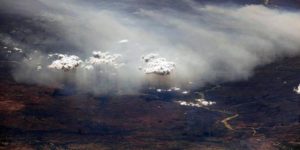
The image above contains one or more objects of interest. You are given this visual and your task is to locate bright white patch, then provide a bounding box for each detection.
[173,87,181,91]
[182,91,189,94]
[13,47,23,53]
[82,65,94,70]
[36,65,42,71]
[48,54,82,71]
[48,54,54,58]
[159,87,183,92]
[141,53,175,75]
[195,99,216,106]
[155,87,185,92]
[118,39,129,43]
[176,98,216,108]
[294,84,300,94]
[84,51,123,70]
[3,47,7,49]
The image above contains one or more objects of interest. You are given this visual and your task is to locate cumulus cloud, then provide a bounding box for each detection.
[2,0,300,94]
[141,53,175,75]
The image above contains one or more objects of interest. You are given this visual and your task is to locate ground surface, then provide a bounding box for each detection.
[0,48,300,150]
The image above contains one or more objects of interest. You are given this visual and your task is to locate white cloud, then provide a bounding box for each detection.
[141,53,175,75]
[48,54,82,71]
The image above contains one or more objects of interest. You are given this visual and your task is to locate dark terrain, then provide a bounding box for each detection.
[0,1,300,150]
[1,43,300,150]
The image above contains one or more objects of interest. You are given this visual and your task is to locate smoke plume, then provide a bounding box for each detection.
[2,0,300,94]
